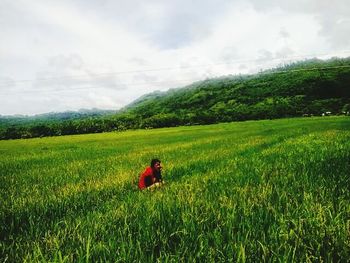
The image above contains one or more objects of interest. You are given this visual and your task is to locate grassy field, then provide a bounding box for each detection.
[1,116,350,262]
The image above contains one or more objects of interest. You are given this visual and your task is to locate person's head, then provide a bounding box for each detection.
[151,158,162,171]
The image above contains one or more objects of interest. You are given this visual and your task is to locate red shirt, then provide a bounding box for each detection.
[138,166,155,190]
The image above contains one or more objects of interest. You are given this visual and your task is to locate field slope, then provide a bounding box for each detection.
[1,117,350,262]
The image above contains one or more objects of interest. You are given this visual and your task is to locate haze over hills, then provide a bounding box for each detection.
[1,57,350,139]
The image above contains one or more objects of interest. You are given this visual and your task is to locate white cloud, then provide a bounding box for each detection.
[0,0,349,115]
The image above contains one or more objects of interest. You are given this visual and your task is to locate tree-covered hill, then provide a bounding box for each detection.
[1,57,350,139]
[124,57,350,126]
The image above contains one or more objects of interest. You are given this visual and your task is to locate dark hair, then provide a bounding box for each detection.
[151,158,161,168]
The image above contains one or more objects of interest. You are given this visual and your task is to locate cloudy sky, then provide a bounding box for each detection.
[1,0,349,115]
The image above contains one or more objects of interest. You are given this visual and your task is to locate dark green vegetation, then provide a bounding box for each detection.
[1,58,350,139]
[125,58,350,125]
[1,117,350,262]
[0,109,117,139]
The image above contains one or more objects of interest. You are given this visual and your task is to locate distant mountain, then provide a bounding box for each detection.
[1,57,350,139]
[0,108,117,125]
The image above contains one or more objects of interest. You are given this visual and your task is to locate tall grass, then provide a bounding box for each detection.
[1,116,350,262]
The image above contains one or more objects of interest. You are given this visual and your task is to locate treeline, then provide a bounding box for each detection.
[0,108,116,126]
[1,57,350,140]
[0,116,136,139]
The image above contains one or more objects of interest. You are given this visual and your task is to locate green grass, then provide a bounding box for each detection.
[1,116,350,262]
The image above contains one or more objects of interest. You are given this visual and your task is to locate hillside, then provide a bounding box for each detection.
[123,57,350,126]
[1,57,350,139]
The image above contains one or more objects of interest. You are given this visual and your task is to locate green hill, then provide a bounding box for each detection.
[123,57,350,127]
[1,57,350,139]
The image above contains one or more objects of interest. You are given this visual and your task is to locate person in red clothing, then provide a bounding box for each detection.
[138,159,163,190]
